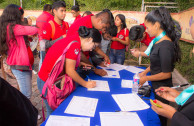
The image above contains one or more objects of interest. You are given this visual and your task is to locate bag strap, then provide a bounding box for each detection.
[48,21,55,40]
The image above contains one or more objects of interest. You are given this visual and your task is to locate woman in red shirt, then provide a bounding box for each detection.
[109,14,130,65]
[37,26,101,117]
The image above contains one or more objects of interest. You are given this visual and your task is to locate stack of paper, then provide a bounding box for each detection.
[103,70,120,78]
[125,66,145,73]
[112,93,150,111]
[100,112,144,126]
[46,115,90,126]
[121,79,149,88]
[64,96,98,117]
[99,64,127,71]
[88,80,110,92]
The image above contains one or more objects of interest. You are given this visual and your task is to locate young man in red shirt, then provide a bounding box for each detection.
[71,5,82,24]
[39,1,69,68]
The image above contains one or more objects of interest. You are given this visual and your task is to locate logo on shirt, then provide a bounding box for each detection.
[43,30,47,34]
[74,49,79,55]
[119,35,124,39]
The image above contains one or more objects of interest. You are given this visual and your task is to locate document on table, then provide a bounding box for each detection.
[88,80,110,92]
[103,70,120,78]
[125,66,145,73]
[45,115,90,126]
[64,96,98,117]
[121,80,149,88]
[112,93,150,111]
[100,112,143,126]
[99,64,128,71]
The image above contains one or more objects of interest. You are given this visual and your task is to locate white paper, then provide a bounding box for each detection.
[125,66,145,73]
[64,96,98,117]
[121,80,133,88]
[88,80,110,92]
[112,93,150,111]
[46,115,90,126]
[103,70,120,78]
[100,112,144,126]
[99,64,127,71]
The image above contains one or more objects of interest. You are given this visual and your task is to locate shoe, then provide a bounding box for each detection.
[33,70,37,74]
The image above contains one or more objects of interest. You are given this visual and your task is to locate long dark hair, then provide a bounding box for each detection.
[145,6,181,63]
[116,14,127,30]
[0,4,24,55]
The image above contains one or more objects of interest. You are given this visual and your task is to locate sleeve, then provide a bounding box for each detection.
[159,44,174,72]
[171,111,194,126]
[41,23,52,40]
[125,29,129,37]
[66,42,80,60]
[45,36,63,49]
[14,25,38,36]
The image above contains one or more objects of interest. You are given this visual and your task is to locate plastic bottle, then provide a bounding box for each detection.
[132,73,139,93]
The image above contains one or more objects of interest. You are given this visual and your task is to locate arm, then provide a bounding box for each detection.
[45,36,63,49]
[65,58,96,88]
[14,25,38,36]
[94,47,110,63]
[112,36,130,45]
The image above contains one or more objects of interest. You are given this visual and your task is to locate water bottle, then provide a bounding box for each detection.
[132,73,139,93]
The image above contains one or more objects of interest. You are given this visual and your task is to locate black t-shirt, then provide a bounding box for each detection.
[150,40,174,89]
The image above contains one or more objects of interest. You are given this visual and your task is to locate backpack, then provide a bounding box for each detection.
[41,41,80,120]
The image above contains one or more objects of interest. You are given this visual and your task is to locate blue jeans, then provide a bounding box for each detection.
[37,76,53,118]
[39,51,46,70]
[11,69,32,99]
[109,48,125,65]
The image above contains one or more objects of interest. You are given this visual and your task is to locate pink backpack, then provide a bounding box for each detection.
[41,41,80,120]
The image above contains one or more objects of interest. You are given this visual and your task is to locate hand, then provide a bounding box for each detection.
[138,71,147,78]
[155,87,180,102]
[131,49,140,57]
[111,37,118,41]
[99,62,106,67]
[139,76,148,87]
[80,62,92,67]
[104,55,110,64]
[94,69,107,76]
[85,81,96,88]
[151,100,176,119]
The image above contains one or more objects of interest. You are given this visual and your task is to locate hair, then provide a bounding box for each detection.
[129,25,145,41]
[78,26,102,43]
[71,5,80,12]
[102,9,114,27]
[43,4,52,11]
[0,4,24,55]
[107,25,117,37]
[115,14,127,29]
[145,6,181,63]
[82,11,92,17]
[96,11,112,25]
[52,1,66,11]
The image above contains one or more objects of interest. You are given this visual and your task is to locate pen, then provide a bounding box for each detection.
[171,83,189,89]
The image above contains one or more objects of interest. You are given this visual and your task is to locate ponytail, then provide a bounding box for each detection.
[145,6,181,63]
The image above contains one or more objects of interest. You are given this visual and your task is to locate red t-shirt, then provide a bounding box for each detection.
[38,35,81,81]
[41,19,69,41]
[36,11,54,40]
[111,28,129,50]
[67,15,93,37]
[74,15,82,23]
[140,23,154,46]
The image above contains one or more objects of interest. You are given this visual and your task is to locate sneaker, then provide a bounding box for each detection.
[33,70,37,74]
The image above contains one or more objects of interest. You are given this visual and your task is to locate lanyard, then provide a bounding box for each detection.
[144,31,166,56]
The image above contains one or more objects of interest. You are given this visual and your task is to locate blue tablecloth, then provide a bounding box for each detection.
[41,68,161,126]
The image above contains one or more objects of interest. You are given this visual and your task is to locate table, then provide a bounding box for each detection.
[41,67,161,126]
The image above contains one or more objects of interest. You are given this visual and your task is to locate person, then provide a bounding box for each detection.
[150,21,194,126]
[129,24,154,52]
[137,7,181,126]
[37,26,101,117]
[71,5,82,23]
[0,77,38,126]
[0,4,38,99]
[82,11,92,17]
[39,1,69,68]
[109,14,130,65]
[66,10,114,77]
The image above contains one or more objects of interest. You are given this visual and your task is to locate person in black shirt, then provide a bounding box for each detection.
[138,7,181,126]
